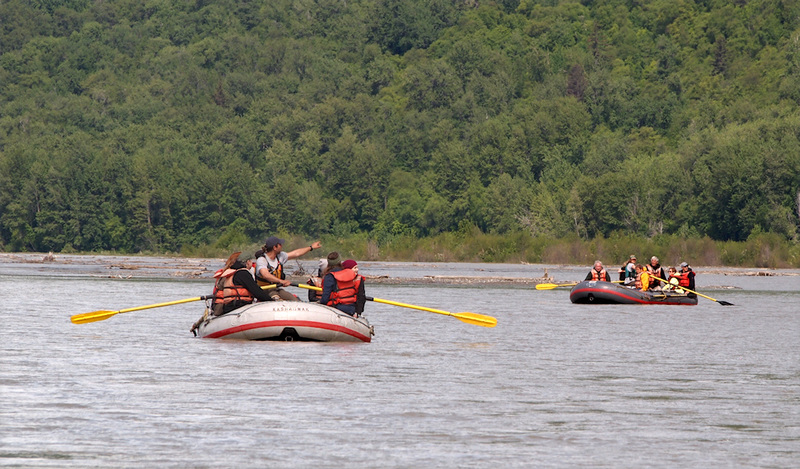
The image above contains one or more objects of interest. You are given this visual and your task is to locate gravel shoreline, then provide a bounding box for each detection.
[2,252,794,287]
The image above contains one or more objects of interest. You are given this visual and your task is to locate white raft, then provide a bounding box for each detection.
[194,301,374,342]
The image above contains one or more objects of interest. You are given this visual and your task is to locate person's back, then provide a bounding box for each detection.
[341,259,366,316]
[320,253,363,316]
[212,258,273,315]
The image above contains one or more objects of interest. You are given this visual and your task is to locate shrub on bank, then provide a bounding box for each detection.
[127,231,800,268]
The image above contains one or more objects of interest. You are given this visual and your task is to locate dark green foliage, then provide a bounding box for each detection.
[1,0,799,255]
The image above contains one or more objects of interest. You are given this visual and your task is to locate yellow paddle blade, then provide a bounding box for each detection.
[537,282,582,290]
[535,282,577,290]
[71,310,118,324]
[291,282,497,327]
[453,312,497,328]
[370,297,498,327]
[650,275,734,305]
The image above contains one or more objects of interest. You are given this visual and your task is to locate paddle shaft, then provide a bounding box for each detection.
[71,295,213,324]
[72,283,282,324]
[536,280,622,290]
[291,282,497,327]
[651,275,733,305]
[535,282,579,290]
[295,282,456,315]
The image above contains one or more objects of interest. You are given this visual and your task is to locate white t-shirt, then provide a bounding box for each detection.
[256,252,289,280]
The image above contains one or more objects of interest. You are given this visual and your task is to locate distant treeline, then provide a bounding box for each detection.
[1,0,799,257]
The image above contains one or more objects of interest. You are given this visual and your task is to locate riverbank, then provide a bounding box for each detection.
[3,252,796,287]
[173,231,800,269]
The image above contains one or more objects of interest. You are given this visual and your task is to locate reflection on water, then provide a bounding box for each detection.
[1,257,798,467]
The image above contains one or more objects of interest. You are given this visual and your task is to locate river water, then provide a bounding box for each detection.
[1,256,798,468]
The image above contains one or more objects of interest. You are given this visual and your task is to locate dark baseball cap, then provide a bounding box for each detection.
[264,236,285,249]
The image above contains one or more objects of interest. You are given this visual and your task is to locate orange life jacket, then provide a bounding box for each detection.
[213,268,254,306]
[645,265,663,283]
[326,269,361,306]
[256,257,286,286]
[676,272,691,287]
[673,271,691,287]
[590,268,608,281]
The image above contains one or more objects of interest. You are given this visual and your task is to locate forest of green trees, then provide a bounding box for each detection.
[1,0,799,265]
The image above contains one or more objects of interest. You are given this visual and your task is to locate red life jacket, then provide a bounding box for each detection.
[676,272,691,287]
[665,276,682,292]
[213,268,254,306]
[590,268,607,281]
[326,269,361,306]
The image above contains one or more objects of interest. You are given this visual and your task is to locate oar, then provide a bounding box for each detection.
[292,282,497,328]
[71,295,213,324]
[535,282,579,290]
[651,275,734,306]
[536,280,623,290]
[72,283,281,325]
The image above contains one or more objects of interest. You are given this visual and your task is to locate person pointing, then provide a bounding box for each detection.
[256,236,321,301]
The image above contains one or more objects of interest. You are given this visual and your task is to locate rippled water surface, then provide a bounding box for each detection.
[1,257,798,468]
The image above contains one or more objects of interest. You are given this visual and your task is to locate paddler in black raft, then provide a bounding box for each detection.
[585,260,612,282]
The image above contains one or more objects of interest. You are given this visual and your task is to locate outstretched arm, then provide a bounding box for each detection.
[286,241,322,260]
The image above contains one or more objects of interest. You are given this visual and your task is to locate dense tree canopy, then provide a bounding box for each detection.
[1,0,799,253]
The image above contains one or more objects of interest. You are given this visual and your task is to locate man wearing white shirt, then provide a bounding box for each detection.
[256,236,322,300]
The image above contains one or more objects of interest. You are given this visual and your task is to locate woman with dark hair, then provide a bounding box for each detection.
[211,255,274,316]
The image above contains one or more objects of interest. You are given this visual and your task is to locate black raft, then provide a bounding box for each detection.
[569,281,698,305]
